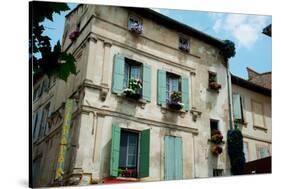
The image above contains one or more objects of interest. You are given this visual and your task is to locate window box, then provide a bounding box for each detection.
[208,72,221,92]
[166,91,184,110]
[123,78,143,100]
[210,129,223,144]
[209,82,222,90]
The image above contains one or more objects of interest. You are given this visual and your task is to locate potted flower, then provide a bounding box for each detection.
[123,78,143,99]
[209,75,221,91]
[129,22,143,34]
[167,91,184,110]
[211,145,223,156]
[211,129,224,144]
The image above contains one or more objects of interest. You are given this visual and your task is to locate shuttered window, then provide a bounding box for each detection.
[112,54,151,101]
[157,69,189,111]
[243,142,249,162]
[164,136,183,180]
[110,124,150,178]
[233,94,243,121]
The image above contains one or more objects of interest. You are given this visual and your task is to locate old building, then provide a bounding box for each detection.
[231,71,272,164]
[32,4,236,187]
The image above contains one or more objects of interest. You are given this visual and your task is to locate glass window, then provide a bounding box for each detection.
[119,131,139,168]
[123,59,142,89]
[166,73,180,101]
[257,147,270,159]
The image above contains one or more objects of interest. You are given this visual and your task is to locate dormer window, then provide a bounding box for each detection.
[128,15,143,34]
[179,36,190,52]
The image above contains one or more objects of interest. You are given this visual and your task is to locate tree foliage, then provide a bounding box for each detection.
[30,1,76,82]
[221,40,236,61]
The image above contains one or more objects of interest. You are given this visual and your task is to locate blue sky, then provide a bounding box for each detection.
[42,4,271,79]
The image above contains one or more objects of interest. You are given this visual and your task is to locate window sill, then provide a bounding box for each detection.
[253,125,267,132]
[117,94,147,109]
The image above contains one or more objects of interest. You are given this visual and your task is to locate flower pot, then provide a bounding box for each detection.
[167,101,183,110]
[209,82,222,90]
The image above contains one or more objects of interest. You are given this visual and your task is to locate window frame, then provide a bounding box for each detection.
[251,99,266,128]
[119,129,140,178]
[166,72,181,102]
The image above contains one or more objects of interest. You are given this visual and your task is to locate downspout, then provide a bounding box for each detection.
[226,60,233,130]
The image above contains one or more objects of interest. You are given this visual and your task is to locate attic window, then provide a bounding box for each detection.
[179,37,190,52]
[128,15,143,34]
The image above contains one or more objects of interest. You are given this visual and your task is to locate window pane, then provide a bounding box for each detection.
[123,62,129,88]
[130,65,141,79]
[243,142,249,162]
[127,155,136,167]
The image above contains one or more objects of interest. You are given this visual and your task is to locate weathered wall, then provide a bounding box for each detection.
[232,84,271,162]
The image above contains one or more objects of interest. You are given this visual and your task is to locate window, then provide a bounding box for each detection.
[213,169,223,176]
[112,54,151,102]
[128,15,143,34]
[33,77,50,101]
[123,58,142,91]
[157,69,189,111]
[210,120,218,134]
[38,103,50,139]
[210,119,223,144]
[179,36,190,52]
[252,100,265,127]
[257,146,270,159]
[243,142,249,162]
[33,102,51,142]
[208,71,221,91]
[110,124,150,178]
[119,130,139,177]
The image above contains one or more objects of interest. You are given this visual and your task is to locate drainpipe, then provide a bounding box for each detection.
[226,60,233,130]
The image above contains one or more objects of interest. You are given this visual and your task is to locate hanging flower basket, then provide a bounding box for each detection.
[123,78,142,100]
[167,91,184,110]
[211,129,224,144]
[211,145,223,156]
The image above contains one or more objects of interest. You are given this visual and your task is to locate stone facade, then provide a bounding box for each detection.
[32,4,244,187]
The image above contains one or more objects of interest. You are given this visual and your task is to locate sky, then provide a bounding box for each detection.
[42,3,272,80]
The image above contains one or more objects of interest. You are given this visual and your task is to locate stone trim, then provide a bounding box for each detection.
[81,105,199,134]
[243,134,271,144]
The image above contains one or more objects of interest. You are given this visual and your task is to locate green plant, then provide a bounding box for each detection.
[170,91,182,102]
[221,40,236,60]
[123,78,142,96]
[227,128,245,175]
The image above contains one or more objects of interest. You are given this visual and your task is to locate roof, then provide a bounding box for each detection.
[262,24,271,37]
[231,74,271,96]
[247,67,272,89]
[65,4,226,49]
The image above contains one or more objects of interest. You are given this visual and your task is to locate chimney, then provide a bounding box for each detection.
[247,67,259,80]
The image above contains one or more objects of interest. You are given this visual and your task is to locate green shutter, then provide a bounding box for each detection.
[164,136,174,180]
[139,129,150,178]
[142,64,151,102]
[164,136,183,180]
[174,137,183,180]
[112,54,125,95]
[233,94,242,120]
[110,124,121,176]
[157,69,167,107]
[181,76,189,111]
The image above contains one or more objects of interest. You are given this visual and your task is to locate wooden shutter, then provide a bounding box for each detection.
[181,76,189,111]
[164,136,174,180]
[164,136,183,180]
[174,137,183,179]
[142,64,151,102]
[233,94,242,120]
[110,124,121,176]
[33,110,43,141]
[112,54,125,95]
[139,129,150,178]
[157,69,167,107]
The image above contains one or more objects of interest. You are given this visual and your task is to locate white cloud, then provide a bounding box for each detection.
[150,8,160,13]
[209,13,268,49]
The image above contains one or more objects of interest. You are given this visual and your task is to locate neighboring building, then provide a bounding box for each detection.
[231,72,271,164]
[247,67,271,90]
[32,4,259,187]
